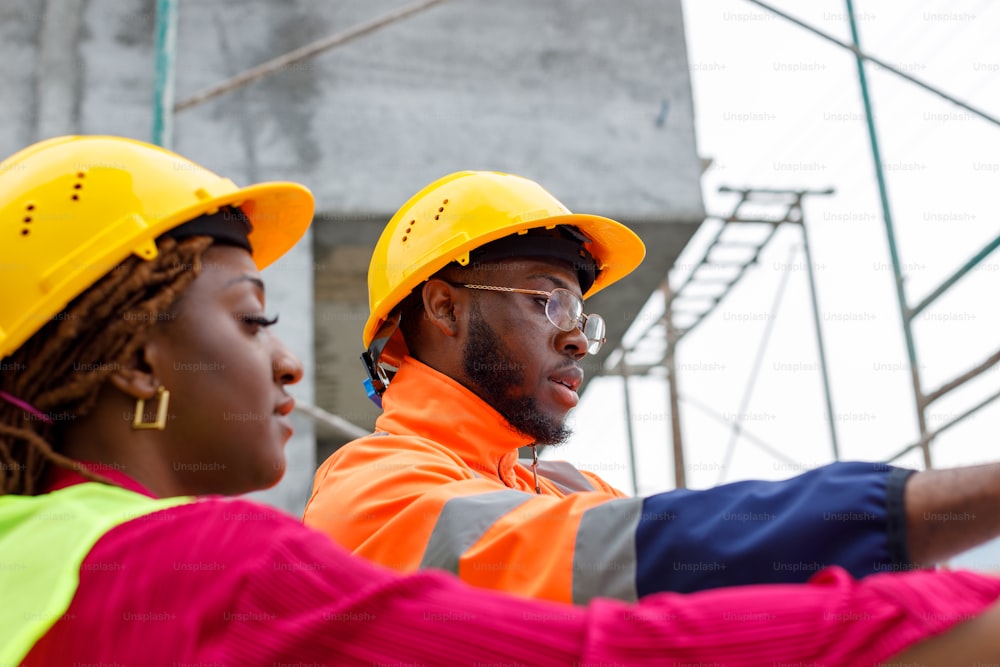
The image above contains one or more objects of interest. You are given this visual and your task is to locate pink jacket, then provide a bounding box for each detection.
[15,467,1000,666]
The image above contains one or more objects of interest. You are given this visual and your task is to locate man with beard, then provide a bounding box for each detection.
[305,170,1000,604]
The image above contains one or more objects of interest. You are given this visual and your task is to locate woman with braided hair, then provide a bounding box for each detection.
[4,136,1000,667]
[0,234,216,495]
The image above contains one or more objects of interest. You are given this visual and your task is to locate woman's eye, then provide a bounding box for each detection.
[533,298,548,309]
[239,314,280,331]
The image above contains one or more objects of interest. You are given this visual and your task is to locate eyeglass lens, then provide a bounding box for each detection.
[546,289,605,354]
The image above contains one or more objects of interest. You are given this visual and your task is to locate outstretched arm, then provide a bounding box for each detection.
[308,429,916,599]
[27,498,1000,667]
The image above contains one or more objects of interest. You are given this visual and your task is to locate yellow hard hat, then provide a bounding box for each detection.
[0,135,314,360]
[364,170,646,350]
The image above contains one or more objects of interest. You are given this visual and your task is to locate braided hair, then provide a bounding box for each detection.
[0,236,213,495]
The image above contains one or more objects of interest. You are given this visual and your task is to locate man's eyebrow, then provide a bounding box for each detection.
[224,274,266,293]
[525,273,574,292]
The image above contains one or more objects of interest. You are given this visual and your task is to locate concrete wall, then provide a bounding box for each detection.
[1,0,705,513]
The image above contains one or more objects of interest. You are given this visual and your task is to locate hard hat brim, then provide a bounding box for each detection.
[522,213,646,299]
[168,181,315,270]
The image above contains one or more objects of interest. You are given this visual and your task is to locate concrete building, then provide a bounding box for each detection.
[1,0,705,514]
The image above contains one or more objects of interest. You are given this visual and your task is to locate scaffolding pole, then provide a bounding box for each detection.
[174,0,453,112]
[618,356,641,495]
[151,0,179,147]
[796,198,841,460]
[663,279,686,489]
[845,0,931,468]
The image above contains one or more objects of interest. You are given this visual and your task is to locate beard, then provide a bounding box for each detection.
[462,301,571,446]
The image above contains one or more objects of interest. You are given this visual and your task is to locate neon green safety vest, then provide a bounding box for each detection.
[0,483,191,665]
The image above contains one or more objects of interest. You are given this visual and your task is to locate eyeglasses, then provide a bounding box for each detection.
[450,283,606,355]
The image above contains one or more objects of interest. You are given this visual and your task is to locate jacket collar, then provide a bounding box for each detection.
[378,356,534,484]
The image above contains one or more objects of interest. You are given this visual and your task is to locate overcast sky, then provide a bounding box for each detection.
[553,0,1000,567]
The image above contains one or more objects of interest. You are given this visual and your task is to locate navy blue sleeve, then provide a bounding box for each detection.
[635,462,916,595]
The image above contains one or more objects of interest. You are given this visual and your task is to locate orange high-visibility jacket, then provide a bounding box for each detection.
[305,357,631,603]
[305,357,911,603]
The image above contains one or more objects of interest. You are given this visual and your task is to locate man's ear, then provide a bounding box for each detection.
[107,335,166,401]
[421,279,463,338]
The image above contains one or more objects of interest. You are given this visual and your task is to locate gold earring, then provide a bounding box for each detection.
[133,386,170,431]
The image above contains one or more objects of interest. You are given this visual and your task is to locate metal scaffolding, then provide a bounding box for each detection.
[841,0,1000,467]
[604,0,1000,490]
[606,187,837,490]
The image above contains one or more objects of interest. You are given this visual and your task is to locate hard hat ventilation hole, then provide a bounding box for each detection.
[71,173,85,201]
[21,229,29,236]
[23,216,31,223]
[402,220,416,243]
[25,203,34,210]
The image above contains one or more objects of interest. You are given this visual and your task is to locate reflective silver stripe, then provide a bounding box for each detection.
[572,497,642,604]
[420,490,532,574]
[518,459,596,493]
